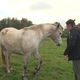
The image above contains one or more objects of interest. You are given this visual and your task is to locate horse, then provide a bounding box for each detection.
[0,22,63,80]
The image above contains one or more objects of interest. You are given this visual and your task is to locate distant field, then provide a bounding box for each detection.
[0,38,74,80]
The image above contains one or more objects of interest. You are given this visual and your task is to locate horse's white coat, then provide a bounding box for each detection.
[0,22,63,79]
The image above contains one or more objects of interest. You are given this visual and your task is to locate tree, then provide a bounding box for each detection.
[27,21,33,26]
[0,17,33,30]
[0,18,7,29]
[11,18,21,29]
[21,18,33,27]
[62,29,68,38]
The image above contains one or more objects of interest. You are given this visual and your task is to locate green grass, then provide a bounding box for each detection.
[0,38,74,80]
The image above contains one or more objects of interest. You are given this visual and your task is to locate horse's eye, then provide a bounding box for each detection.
[60,32,62,35]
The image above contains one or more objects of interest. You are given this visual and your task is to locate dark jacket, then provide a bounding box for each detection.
[64,27,80,60]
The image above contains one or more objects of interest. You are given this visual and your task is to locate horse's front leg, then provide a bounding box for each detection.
[33,50,42,75]
[22,52,31,80]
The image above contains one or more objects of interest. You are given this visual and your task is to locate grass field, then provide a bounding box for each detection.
[0,38,74,80]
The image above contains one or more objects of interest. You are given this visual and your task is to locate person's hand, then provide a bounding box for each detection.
[64,55,68,60]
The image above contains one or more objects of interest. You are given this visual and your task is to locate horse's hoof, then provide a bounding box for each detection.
[10,67,13,71]
[33,70,38,76]
[22,76,28,80]
[33,71,36,76]
[23,77,28,80]
[6,70,11,74]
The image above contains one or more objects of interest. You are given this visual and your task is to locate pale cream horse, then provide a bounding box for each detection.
[0,22,63,80]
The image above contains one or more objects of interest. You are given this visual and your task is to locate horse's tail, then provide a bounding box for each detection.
[0,28,8,41]
[0,33,2,50]
[0,30,3,57]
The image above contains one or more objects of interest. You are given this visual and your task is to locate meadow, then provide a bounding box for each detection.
[0,38,74,80]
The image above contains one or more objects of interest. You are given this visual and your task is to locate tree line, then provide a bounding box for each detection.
[0,17,68,37]
[0,18,33,30]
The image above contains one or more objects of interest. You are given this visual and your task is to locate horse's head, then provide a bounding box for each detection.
[50,22,63,46]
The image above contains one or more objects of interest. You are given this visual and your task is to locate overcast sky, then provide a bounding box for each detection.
[0,0,80,27]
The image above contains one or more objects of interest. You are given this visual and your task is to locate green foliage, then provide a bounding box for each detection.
[21,18,32,27]
[0,38,74,80]
[62,29,68,38]
[0,18,33,30]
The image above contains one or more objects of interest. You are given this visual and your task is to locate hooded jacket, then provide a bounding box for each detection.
[64,27,80,60]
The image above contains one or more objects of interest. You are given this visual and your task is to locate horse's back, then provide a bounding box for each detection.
[0,27,23,51]
[0,27,40,53]
[0,27,19,35]
[0,27,20,43]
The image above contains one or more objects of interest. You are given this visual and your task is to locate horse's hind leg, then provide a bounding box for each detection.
[1,47,11,73]
[33,50,42,75]
[1,47,6,71]
[22,52,31,80]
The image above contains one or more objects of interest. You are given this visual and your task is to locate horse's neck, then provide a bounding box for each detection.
[23,24,54,40]
[29,25,51,40]
[40,26,53,40]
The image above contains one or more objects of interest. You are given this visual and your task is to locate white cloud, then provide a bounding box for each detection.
[0,0,80,26]
[30,2,52,10]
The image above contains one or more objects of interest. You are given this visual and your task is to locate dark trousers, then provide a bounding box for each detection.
[72,60,80,80]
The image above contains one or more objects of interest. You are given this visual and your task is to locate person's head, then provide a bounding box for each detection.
[66,19,75,31]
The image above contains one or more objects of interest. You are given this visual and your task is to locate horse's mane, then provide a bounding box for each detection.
[23,23,50,31]
[22,22,63,31]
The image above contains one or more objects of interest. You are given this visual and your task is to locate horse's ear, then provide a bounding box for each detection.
[57,24,60,28]
[54,22,60,29]
[56,23,60,29]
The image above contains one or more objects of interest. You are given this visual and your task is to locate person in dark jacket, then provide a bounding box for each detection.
[64,19,80,80]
